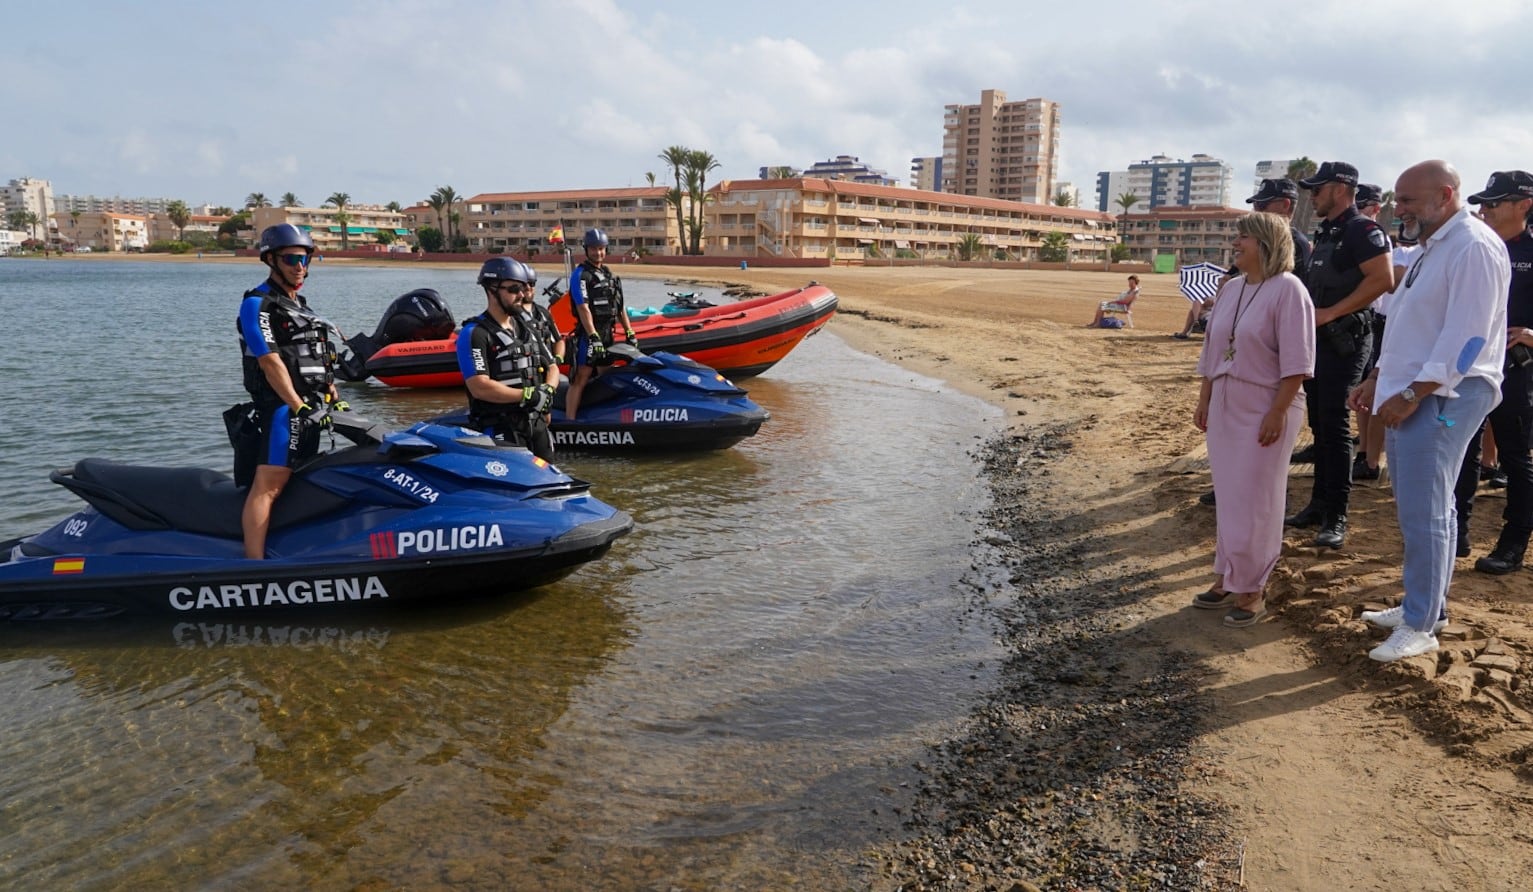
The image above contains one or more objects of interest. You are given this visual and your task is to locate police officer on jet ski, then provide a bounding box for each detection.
[511,260,566,386]
[237,224,344,559]
[458,258,559,462]
[565,228,637,420]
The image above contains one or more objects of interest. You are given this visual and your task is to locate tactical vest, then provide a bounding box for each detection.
[580,264,621,329]
[466,314,537,425]
[515,306,559,375]
[239,286,336,405]
[1305,226,1366,310]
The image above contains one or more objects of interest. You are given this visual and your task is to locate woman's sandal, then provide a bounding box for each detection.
[1224,595,1267,628]
[1193,589,1236,609]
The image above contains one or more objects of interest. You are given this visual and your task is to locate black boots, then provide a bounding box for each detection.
[1457,518,1472,558]
[1475,530,1528,575]
[1315,513,1348,549]
[1285,502,1325,528]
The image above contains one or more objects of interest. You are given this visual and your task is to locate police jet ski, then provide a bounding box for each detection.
[0,415,633,620]
[438,344,770,452]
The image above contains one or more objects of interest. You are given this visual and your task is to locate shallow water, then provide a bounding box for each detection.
[0,259,1005,888]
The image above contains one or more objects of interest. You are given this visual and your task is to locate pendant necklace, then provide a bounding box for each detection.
[1224,277,1266,362]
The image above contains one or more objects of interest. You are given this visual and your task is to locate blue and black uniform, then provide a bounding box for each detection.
[236,281,337,469]
[1301,205,1390,519]
[1458,228,1533,551]
[569,261,624,367]
[457,311,555,462]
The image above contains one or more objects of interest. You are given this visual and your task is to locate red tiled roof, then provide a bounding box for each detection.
[468,186,670,203]
[716,177,1115,222]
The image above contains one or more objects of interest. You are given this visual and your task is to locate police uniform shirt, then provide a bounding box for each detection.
[1309,205,1391,285]
[1507,229,1533,329]
[1291,226,1314,275]
[456,314,520,384]
[238,280,330,402]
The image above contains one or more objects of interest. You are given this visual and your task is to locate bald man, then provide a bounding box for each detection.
[1348,160,1510,662]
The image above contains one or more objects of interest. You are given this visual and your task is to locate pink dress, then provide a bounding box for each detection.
[1196,272,1315,593]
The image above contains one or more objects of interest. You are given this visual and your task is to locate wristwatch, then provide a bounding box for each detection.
[1399,386,1418,404]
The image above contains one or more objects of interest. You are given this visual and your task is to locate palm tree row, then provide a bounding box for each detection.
[426,186,460,248]
[657,146,722,255]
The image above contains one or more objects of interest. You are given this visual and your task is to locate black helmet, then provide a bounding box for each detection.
[258,223,315,260]
[583,228,608,249]
[520,261,537,286]
[477,256,534,286]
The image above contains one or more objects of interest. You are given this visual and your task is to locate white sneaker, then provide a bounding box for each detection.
[1369,626,1440,662]
[1360,605,1447,635]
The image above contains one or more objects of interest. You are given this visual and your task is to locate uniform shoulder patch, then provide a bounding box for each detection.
[1367,228,1389,249]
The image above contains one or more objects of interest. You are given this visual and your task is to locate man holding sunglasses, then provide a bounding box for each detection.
[1458,170,1533,574]
[458,257,558,463]
[237,223,342,558]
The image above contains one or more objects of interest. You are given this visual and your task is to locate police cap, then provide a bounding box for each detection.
[1467,170,1533,205]
[1355,183,1383,207]
[1298,161,1360,189]
[1246,178,1299,204]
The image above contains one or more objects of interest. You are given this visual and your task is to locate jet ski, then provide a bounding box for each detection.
[436,344,770,452]
[0,414,633,620]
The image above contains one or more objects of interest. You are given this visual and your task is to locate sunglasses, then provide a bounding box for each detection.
[499,283,530,294]
[1479,198,1524,209]
[277,253,310,268]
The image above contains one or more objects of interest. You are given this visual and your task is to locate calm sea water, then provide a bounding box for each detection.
[0,259,1005,889]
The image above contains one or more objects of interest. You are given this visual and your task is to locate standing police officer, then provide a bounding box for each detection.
[565,228,636,420]
[1459,171,1533,573]
[458,258,559,463]
[1247,177,1314,272]
[237,223,342,559]
[1288,161,1395,548]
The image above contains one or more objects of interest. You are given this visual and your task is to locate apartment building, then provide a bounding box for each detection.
[1097,155,1234,213]
[250,205,410,252]
[704,177,1115,262]
[909,156,941,192]
[1117,206,1245,267]
[50,211,149,252]
[463,187,678,256]
[940,89,1060,205]
[1253,159,1303,193]
[800,155,897,186]
[2,177,55,226]
[146,213,231,244]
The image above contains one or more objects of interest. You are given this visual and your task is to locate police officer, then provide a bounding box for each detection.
[1287,161,1395,548]
[1352,182,1390,481]
[1247,177,1313,272]
[237,223,342,559]
[458,257,558,463]
[565,228,636,420]
[512,262,566,379]
[1458,170,1533,573]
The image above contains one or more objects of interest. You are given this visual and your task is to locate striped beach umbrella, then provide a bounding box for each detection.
[1177,262,1226,304]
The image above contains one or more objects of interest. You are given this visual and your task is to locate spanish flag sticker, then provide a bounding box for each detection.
[52,558,85,575]
[533,457,548,468]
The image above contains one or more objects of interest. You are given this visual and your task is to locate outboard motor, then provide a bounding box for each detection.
[338,289,455,380]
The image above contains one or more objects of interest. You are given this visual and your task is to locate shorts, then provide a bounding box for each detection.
[257,403,322,469]
[479,411,555,464]
[571,331,614,369]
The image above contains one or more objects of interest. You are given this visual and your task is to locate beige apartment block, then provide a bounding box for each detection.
[51,211,148,252]
[146,213,231,244]
[705,177,1116,262]
[250,206,410,253]
[463,187,679,256]
[1118,206,1246,267]
[942,89,1060,205]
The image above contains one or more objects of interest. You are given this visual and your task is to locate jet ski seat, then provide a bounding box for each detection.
[53,459,351,539]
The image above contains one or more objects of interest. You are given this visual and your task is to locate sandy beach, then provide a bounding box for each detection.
[35,254,1533,887]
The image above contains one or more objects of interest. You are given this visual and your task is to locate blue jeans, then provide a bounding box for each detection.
[1386,377,1498,632]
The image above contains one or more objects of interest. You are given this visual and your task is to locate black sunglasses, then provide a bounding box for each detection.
[1479,198,1524,209]
[498,282,530,293]
[277,253,310,268]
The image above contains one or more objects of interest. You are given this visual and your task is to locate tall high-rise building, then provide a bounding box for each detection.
[940,89,1060,205]
[2,177,56,228]
[909,156,942,192]
[1253,159,1302,193]
[1094,154,1233,212]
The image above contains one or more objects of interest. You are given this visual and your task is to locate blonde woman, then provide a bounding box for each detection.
[1192,214,1316,626]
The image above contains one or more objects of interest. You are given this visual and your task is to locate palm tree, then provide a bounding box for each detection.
[166,200,191,241]
[1287,157,1319,235]
[1053,189,1075,207]
[1115,192,1140,260]
[325,192,351,250]
[425,192,447,243]
[1379,189,1397,229]
[683,149,721,254]
[766,165,798,179]
[245,192,271,209]
[659,145,690,254]
[386,201,402,213]
[281,192,301,208]
[645,172,656,187]
[433,186,460,245]
[956,232,984,261]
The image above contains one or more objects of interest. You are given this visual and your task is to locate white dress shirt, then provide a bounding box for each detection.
[1374,208,1509,410]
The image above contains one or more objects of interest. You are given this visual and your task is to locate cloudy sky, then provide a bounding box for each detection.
[7,0,1529,211]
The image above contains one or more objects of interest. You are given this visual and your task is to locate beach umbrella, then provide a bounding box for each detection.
[1178,262,1226,303]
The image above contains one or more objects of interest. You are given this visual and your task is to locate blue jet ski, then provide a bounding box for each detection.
[0,415,633,620]
[439,344,770,452]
